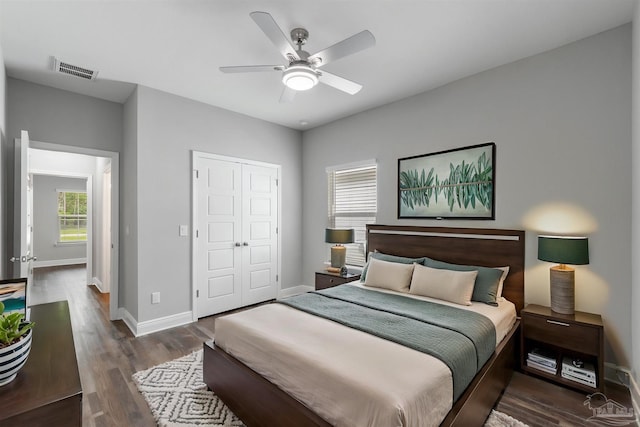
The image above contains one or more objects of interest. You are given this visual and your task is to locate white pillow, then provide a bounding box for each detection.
[496,266,510,298]
[409,264,478,306]
[363,257,415,292]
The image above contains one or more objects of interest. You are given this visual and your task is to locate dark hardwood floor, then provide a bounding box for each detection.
[496,372,637,426]
[30,265,637,427]
[31,265,217,427]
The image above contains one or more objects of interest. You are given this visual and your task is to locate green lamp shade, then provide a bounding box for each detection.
[325,228,354,244]
[538,236,589,265]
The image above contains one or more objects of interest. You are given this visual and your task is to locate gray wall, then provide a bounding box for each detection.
[303,25,632,367]
[5,78,123,278]
[32,175,87,262]
[131,85,302,322]
[5,78,303,326]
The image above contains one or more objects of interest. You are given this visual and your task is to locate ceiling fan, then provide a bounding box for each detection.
[220,11,376,102]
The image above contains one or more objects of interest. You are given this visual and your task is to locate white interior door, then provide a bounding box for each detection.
[196,157,243,317]
[102,166,112,292]
[12,130,34,284]
[241,164,278,306]
[194,153,280,318]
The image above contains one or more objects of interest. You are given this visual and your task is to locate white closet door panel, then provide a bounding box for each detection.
[249,269,272,289]
[209,195,235,216]
[208,222,234,243]
[208,275,235,297]
[208,248,234,270]
[241,164,278,305]
[196,158,242,317]
[250,245,271,265]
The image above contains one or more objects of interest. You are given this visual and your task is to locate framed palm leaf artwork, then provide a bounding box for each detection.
[398,142,495,219]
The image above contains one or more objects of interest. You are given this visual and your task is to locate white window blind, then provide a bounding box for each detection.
[327,161,377,266]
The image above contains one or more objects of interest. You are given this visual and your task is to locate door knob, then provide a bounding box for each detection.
[243,242,249,246]
[234,242,241,247]
[9,256,36,263]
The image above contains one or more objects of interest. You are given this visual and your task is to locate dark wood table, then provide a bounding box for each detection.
[0,301,82,426]
[520,304,604,392]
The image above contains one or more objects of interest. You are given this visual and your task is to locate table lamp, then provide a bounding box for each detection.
[537,235,589,315]
[325,228,354,274]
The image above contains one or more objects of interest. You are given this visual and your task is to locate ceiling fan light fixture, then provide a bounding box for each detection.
[282,66,318,91]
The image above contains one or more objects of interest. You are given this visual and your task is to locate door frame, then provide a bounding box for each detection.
[191,151,282,321]
[29,171,93,285]
[13,131,32,281]
[23,139,120,320]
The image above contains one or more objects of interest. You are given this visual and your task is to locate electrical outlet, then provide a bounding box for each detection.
[151,292,160,304]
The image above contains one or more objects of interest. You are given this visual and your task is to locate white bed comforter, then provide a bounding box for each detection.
[214,285,516,427]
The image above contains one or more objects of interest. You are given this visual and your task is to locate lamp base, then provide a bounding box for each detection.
[330,245,346,269]
[550,266,575,315]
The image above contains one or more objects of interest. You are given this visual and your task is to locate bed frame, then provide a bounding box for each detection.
[204,225,525,427]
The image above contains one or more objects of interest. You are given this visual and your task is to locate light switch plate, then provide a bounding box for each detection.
[179,225,189,236]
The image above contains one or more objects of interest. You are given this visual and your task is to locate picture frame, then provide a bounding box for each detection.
[398,142,495,219]
[0,278,28,315]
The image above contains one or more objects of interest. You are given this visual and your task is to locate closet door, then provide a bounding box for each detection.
[196,158,242,317]
[241,164,278,306]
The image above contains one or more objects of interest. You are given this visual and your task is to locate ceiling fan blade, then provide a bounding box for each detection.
[279,86,296,103]
[318,71,363,95]
[219,65,283,73]
[309,30,375,67]
[250,11,300,61]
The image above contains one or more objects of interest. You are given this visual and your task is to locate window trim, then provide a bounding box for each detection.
[57,189,88,244]
[327,159,377,267]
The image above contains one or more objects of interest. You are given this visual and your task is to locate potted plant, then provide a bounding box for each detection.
[0,301,34,386]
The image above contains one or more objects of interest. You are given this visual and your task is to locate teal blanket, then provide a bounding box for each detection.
[277,285,496,401]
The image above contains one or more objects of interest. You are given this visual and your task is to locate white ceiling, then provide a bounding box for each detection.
[0,0,635,130]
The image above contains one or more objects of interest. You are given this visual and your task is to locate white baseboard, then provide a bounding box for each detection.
[90,277,109,293]
[631,374,640,421]
[118,307,137,336]
[33,258,87,268]
[279,285,313,298]
[117,307,194,337]
[604,362,631,386]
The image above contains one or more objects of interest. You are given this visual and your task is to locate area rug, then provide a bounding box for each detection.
[133,350,243,426]
[133,350,529,427]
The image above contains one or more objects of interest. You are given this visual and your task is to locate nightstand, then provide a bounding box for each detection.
[521,304,604,392]
[315,271,361,290]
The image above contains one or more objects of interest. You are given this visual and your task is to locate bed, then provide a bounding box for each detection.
[203,224,525,426]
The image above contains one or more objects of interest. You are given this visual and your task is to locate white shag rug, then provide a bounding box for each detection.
[133,350,529,427]
[485,409,530,427]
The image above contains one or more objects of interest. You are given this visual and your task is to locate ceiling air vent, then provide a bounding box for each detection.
[52,57,98,81]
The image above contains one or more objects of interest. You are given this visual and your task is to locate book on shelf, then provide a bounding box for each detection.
[528,348,557,369]
[526,359,557,375]
[528,354,556,369]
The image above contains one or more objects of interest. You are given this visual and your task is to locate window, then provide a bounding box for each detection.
[327,160,377,266]
[57,191,87,243]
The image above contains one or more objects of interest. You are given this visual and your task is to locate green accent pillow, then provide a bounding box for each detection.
[422,257,503,306]
[360,252,426,282]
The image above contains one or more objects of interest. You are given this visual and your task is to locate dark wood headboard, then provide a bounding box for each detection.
[366,224,525,314]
